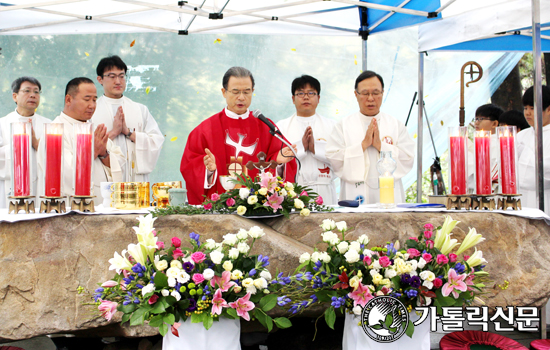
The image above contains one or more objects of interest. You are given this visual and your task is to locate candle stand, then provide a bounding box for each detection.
[498,194,522,211]
[8,196,35,214]
[445,195,471,210]
[40,196,66,213]
[70,196,95,212]
[470,194,496,211]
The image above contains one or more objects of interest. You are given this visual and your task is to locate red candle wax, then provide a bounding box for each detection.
[75,133,92,196]
[45,134,63,196]
[13,133,30,197]
[475,135,491,194]
[500,135,517,194]
[450,136,467,195]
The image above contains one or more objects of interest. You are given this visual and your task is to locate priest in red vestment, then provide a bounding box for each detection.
[181,67,297,205]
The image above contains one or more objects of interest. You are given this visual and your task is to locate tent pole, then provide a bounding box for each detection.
[416,52,424,203]
[362,38,367,71]
[532,0,546,339]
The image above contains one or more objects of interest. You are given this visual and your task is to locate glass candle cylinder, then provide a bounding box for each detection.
[11,122,31,197]
[73,123,94,196]
[377,151,397,209]
[497,126,518,194]
[474,130,491,195]
[449,126,468,195]
[44,123,64,197]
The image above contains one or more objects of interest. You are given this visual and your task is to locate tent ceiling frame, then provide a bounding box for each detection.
[0,0,83,12]
[435,0,457,14]
[332,0,430,17]
[219,0,320,17]
[368,0,412,32]
[113,0,210,17]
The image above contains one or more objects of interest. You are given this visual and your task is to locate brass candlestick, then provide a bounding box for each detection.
[8,196,35,214]
[40,196,66,213]
[445,195,471,210]
[71,196,95,212]
[470,194,496,211]
[498,194,522,211]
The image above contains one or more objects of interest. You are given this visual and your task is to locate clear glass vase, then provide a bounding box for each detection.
[377,151,397,209]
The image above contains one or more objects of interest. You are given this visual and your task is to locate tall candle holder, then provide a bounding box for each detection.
[496,126,521,210]
[471,130,495,210]
[71,123,95,212]
[446,126,470,210]
[40,123,66,213]
[8,122,34,214]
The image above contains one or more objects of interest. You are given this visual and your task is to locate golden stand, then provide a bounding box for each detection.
[8,196,35,214]
[446,195,471,210]
[70,196,95,212]
[470,194,496,211]
[40,196,66,213]
[498,194,522,211]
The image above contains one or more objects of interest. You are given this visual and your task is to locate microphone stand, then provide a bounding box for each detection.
[270,129,300,184]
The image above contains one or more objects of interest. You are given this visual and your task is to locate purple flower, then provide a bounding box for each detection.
[410,276,422,289]
[189,232,201,247]
[400,274,411,285]
[454,262,466,274]
[182,262,194,273]
[187,298,197,312]
[405,289,418,298]
[249,269,257,276]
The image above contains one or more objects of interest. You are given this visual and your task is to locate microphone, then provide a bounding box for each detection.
[252,109,281,135]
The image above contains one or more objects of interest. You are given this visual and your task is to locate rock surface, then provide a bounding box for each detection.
[0,211,548,340]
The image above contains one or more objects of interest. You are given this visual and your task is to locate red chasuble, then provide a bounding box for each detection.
[180,110,298,205]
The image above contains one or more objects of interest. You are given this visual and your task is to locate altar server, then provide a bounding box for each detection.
[326,71,415,204]
[517,85,550,216]
[276,75,337,205]
[180,66,297,205]
[92,55,164,182]
[0,77,51,208]
[37,77,125,204]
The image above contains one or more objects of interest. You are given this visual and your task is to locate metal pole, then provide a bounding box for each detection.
[416,52,424,203]
[532,0,546,339]
[362,38,368,71]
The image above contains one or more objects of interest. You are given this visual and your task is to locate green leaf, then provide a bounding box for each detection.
[121,313,130,324]
[265,315,273,332]
[165,295,177,306]
[391,276,401,291]
[255,310,268,329]
[405,320,415,338]
[163,313,175,325]
[389,327,397,334]
[371,324,383,330]
[159,323,168,337]
[226,308,238,319]
[130,308,148,326]
[315,290,336,303]
[191,312,204,324]
[384,313,394,328]
[118,303,137,314]
[274,317,292,329]
[150,300,166,314]
[325,307,336,330]
[259,294,278,312]
[149,315,164,328]
[177,299,190,311]
[154,272,169,289]
[435,289,457,306]
[203,316,214,330]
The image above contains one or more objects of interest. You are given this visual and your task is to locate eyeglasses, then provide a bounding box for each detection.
[228,89,252,96]
[474,117,492,122]
[103,73,126,80]
[19,89,41,95]
[295,92,318,98]
[356,90,383,98]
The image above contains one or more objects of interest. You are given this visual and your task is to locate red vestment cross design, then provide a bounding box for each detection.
[225,131,257,178]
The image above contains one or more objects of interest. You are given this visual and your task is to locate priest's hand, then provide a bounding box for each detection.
[204,148,216,172]
[361,121,375,151]
[277,144,297,164]
[302,127,310,152]
[94,124,109,160]
[372,119,381,151]
[31,127,39,151]
[108,106,125,140]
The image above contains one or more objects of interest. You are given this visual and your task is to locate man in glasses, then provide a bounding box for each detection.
[276,75,337,205]
[92,55,164,183]
[0,76,51,208]
[181,66,297,205]
[326,70,415,205]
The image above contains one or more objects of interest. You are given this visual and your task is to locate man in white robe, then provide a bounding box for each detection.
[0,77,51,208]
[517,85,550,216]
[276,75,337,205]
[92,55,164,182]
[37,77,125,205]
[326,70,415,204]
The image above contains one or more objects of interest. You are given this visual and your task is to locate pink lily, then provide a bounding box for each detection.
[229,292,255,321]
[210,270,236,292]
[264,192,284,212]
[211,288,228,315]
[441,269,468,298]
[101,280,118,288]
[98,300,118,321]
[259,172,278,192]
[348,282,374,307]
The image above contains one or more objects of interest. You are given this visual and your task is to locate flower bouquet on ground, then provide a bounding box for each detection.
[202,173,332,217]
[284,216,489,338]
[92,214,292,338]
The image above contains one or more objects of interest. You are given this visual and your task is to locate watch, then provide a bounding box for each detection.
[98,150,110,160]
[126,129,133,139]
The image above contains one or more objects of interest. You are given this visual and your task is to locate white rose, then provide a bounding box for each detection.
[358,234,370,245]
[353,305,363,316]
[363,249,372,257]
[419,270,435,281]
[260,270,272,280]
[203,268,215,280]
[236,229,249,240]
[294,198,304,209]
[258,187,268,196]
[215,243,223,251]
[288,190,297,198]
[403,253,410,260]
[177,270,190,284]
[384,269,397,279]
[141,284,155,296]
[344,249,360,263]
[320,219,336,231]
[299,252,311,263]
[248,226,265,239]
[337,241,349,254]
[246,285,257,295]
[242,278,254,288]
[204,239,216,249]
[231,269,243,280]
[237,242,250,254]
[168,277,176,287]
[335,221,347,232]
[253,277,268,290]
[320,252,331,263]
[228,248,240,259]
[223,233,238,246]
[349,241,361,253]
[329,237,340,246]
[223,261,233,271]
[239,188,250,199]
[311,251,321,262]
[170,260,182,269]
[417,257,427,269]
[321,231,337,243]
[279,189,287,196]
[210,251,224,265]
[300,208,311,216]
[284,182,294,191]
[155,260,168,271]
[407,260,418,272]
[170,290,181,302]
[247,195,258,205]
[237,206,247,216]
[161,289,169,297]
[372,260,381,270]
[166,267,180,279]
[422,280,434,290]
[370,269,379,277]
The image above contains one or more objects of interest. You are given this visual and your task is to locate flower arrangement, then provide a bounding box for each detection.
[202,173,331,218]
[283,216,489,337]
[93,214,292,336]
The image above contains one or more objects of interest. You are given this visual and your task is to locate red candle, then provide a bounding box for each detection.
[75,133,92,196]
[475,133,491,194]
[450,136,467,195]
[500,134,517,194]
[13,133,30,197]
[45,133,63,196]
